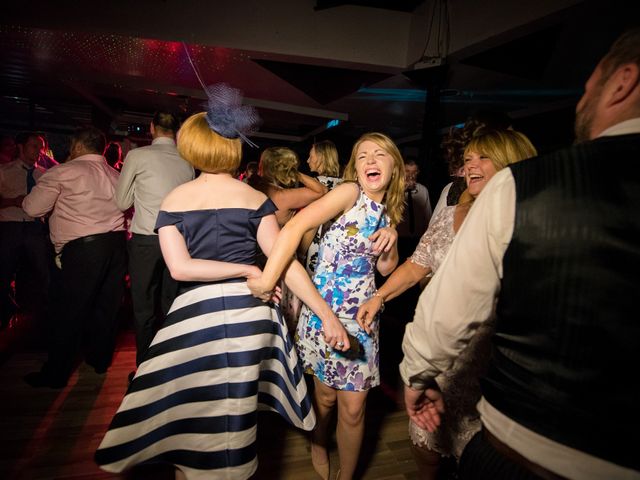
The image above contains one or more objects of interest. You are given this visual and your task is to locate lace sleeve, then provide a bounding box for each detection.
[409,206,456,272]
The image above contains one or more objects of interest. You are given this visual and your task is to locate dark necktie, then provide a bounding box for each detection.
[26,167,36,194]
[407,190,415,234]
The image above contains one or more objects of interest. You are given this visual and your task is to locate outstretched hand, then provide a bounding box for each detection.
[403,385,445,433]
[356,296,382,335]
[369,227,398,256]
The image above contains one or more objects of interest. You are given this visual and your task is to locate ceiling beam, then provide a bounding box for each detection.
[245,98,348,121]
[61,79,117,120]
[250,131,304,142]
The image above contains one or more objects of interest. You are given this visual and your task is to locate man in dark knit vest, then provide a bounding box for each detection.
[400,29,640,479]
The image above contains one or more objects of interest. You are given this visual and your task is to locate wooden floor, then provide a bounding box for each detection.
[0,311,421,480]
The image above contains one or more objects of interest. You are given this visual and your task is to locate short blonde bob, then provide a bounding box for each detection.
[177,112,242,174]
[343,132,405,226]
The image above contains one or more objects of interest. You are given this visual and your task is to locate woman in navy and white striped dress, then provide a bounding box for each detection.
[95,99,341,479]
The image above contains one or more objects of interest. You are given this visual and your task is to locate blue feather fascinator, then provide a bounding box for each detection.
[204,83,261,147]
[182,42,260,147]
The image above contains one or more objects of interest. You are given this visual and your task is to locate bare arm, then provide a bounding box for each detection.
[377,248,399,276]
[158,225,260,282]
[297,226,319,258]
[383,259,431,302]
[269,174,326,210]
[374,227,399,276]
[256,213,350,351]
[356,259,431,333]
[298,172,327,195]
[249,182,359,296]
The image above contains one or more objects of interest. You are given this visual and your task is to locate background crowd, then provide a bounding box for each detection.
[0,27,638,480]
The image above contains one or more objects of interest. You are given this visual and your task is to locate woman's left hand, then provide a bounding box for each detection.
[369,227,398,256]
[247,275,274,303]
[356,296,383,335]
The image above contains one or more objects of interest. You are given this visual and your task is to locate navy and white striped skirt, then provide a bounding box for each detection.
[95,281,316,479]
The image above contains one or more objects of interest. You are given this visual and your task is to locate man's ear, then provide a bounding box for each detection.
[69,141,82,158]
[602,63,640,108]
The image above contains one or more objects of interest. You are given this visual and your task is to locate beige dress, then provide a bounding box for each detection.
[408,206,494,458]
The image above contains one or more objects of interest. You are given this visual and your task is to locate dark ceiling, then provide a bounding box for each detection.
[314,0,425,12]
[0,0,638,174]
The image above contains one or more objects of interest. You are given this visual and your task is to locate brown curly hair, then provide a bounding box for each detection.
[441,111,513,176]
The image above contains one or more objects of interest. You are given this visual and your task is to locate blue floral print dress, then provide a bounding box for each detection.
[295,184,389,391]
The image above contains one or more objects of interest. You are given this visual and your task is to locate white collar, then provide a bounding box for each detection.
[597,117,640,138]
[152,137,176,145]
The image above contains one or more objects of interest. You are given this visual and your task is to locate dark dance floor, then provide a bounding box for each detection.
[0,307,421,479]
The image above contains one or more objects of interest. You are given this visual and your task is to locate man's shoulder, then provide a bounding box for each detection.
[591,132,640,150]
[0,159,20,171]
[126,142,180,160]
[42,160,70,174]
[63,157,109,174]
[124,145,152,159]
[34,164,47,177]
[31,161,73,186]
[512,133,640,175]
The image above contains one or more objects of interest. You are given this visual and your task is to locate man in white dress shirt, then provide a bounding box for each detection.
[0,132,49,329]
[115,111,194,368]
[400,29,640,479]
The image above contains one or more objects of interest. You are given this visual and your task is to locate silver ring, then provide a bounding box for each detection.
[337,341,344,348]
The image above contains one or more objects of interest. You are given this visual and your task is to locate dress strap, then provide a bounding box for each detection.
[154,210,183,232]
[251,198,278,218]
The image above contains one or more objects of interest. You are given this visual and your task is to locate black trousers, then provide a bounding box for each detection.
[0,221,51,326]
[43,231,126,382]
[459,430,555,480]
[128,233,177,366]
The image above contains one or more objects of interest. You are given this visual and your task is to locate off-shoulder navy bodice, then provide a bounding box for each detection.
[154,198,277,265]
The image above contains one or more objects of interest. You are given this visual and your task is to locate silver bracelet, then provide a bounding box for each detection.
[372,290,385,306]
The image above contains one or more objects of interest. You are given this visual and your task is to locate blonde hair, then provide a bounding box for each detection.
[177,112,242,174]
[313,140,340,177]
[464,130,537,171]
[259,147,300,188]
[343,132,405,226]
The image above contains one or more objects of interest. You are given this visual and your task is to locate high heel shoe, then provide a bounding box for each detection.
[310,442,330,480]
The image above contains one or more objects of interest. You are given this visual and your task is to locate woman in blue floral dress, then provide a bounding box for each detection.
[249,132,405,480]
